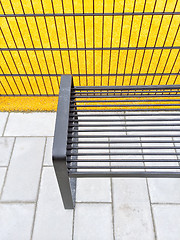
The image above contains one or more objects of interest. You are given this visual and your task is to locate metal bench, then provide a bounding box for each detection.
[53,74,180,209]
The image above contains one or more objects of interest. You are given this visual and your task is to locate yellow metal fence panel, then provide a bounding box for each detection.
[0,0,180,110]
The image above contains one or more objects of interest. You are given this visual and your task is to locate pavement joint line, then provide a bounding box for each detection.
[151,202,180,205]
[30,137,47,240]
[0,137,16,200]
[2,112,10,137]
[140,138,157,240]
[0,201,36,204]
[75,201,112,204]
[146,178,157,240]
[109,137,115,240]
[72,202,76,240]
[3,136,54,138]
[110,178,115,240]
[173,137,180,167]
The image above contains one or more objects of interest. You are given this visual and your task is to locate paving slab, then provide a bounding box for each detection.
[1,137,45,202]
[74,203,113,240]
[44,137,53,166]
[0,203,35,240]
[32,167,73,240]
[0,168,7,196]
[0,137,14,166]
[76,178,111,202]
[112,178,155,240]
[153,204,180,240]
[0,112,8,136]
[4,113,56,136]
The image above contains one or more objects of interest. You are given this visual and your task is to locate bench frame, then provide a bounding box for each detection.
[53,74,180,209]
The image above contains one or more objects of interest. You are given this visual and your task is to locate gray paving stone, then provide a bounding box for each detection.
[0,168,6,196]
[0,203,35,240]
[1,137,45,202]
[74,203,113,240]
[76,178,111,202]
[153,205,180,240]
[32,167,73,240]
[114,203,155,240]
[112,179,155,240]
[44,137,53,166]
[112,178,150,204]
[0,137,14,166]
[0,112,8,136]
[147,178,180,203]
[142,138,180,203]
[4,113,56,136]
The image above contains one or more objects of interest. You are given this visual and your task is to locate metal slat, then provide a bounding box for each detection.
[67,146,180,150]
[67,166,180,170]
[67,152,178,156]
[71,94,180,98]
[73,85,180,90]
[71,90,180,95]
[70,104,180,108]
[67,158,180,162]
[71,99,180,103]
[68,134,180,138]
[67,140,180,144]
[69,129,180,132]
[68,123,180,127]
[69,112,180,116]
[68,172,180,178]
[69,119,180,122]
[70,109,180,112]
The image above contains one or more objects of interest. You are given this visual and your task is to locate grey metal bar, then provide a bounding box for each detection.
[67,158,180,162]
[52,74,74,209]
[68,166,180,169]
[69,112,180,117]
[68,134,180,138]
[71,104,180,107]
[69,172,180,178]
[71,94,180,98]
[69,128,180,132]
[69,119,180,122]
[1,12,180,17]
[69,123,180,127]
[71,99,180,103]
[1,94,180,98]
[67,140,180,144]
[1,46,180,51]
[70,109,180,112]
[72,89,180,94]
[1,73,180,77]
[67,152,179,156]
[67,146,180,150]
[74,84,180,90]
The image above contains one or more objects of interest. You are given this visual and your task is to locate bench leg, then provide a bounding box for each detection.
[53,159,75,209]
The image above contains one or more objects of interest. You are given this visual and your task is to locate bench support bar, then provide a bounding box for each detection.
[53,75,75,209]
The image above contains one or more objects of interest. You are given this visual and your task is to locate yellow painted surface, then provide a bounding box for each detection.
[0,97,58,112]
[0,0,180,111]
